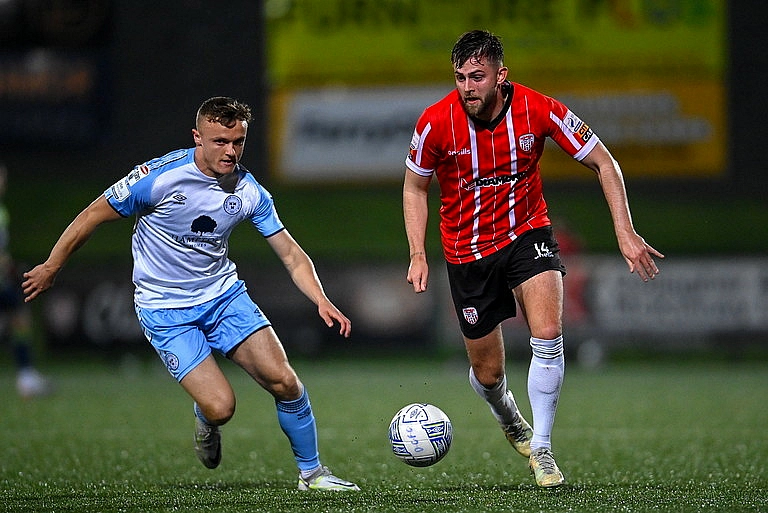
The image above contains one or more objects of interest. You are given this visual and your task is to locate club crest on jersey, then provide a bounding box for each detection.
[518,133,535,152]
[463,307,479,325]
[223,195,242,215]
[162,351,179,372]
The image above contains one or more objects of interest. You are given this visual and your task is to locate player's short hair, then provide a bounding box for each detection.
[196,96,252,129]
[451,30,504,69]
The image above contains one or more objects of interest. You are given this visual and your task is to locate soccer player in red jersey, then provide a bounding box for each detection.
[403,30,663,487]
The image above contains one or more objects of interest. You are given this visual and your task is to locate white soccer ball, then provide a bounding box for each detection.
[388,403,453,467]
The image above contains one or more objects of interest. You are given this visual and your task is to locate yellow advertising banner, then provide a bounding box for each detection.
[268,0,726,180]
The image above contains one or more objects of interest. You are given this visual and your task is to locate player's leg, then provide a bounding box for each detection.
[230,328,317,470]
[208,281,309,453]
[179,355,235,469]
[513,269,566,487]
[1,283,52,398]
[197,281,327,479]
[230,328,359,491]
[514,269,564,449]
[514,268,564,341]
[179,355,237,423]
[464,326,533,457]
[135,301,233,470]
[446,251,533,458]
[229,326,301,400]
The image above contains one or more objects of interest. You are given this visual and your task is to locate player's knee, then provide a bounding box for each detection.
[209,404,235,425]
[268,373,302,401]
[531,324,562,342]
[199,396,236,425]
[470,364,504,389]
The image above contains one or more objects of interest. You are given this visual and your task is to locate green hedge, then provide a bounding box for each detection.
[9,178,768,266]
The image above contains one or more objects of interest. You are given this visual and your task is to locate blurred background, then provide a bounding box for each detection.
[1,0,766,368]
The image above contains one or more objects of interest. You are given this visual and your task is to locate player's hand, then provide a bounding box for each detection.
[22,263,58,302]
[619,234,664,282]
[317,298,351,338]
[407,253,428,293]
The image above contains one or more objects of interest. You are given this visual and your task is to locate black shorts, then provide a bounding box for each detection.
[446,226,566,340]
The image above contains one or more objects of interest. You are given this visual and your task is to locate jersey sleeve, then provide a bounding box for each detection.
[545,96,600,161]
[105,149,191,217]
[246,179,284,237]
[104,163,156,217]
[405,108,441,177]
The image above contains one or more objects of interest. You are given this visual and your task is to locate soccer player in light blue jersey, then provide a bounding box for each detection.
[22,96,360,491]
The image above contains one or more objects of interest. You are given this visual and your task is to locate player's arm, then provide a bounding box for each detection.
[23,195,122,302]
[266,229,351,338]
[403,169,431,293]
[581,141,664,281]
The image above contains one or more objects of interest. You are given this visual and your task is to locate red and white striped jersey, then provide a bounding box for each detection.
[406,82,599,264]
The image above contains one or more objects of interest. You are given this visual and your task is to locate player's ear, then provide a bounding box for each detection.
[192,128,201,146]
[497,66,508,85]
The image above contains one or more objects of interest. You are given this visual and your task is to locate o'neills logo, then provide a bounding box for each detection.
[448,148,471,156]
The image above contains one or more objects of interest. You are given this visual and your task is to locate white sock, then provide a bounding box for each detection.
[527,336,565,451]
[469,367,520,425]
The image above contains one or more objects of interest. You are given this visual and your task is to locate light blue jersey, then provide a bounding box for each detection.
[105,148,284,308]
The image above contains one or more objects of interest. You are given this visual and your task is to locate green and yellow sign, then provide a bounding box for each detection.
[268,0,726,180]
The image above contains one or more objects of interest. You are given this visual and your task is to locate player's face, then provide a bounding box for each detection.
[192,118,248,178]
[454,57,508,121]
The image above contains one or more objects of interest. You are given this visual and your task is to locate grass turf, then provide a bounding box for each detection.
[1,357,766,512]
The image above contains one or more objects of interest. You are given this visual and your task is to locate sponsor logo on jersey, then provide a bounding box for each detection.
[191,215,217,234]
[127,165,150,186]
[110,164,152,201]
[563,111,593,144]
[110,180,131,201]
[407,130,420,162]
[171,233,221,248]
[172,193,186,204]
[448,148,471,157]
[463,307,479,325]
[409,130,420,149]
[462,173,520,191]
[518,133,535,152]
[169,216,222,249]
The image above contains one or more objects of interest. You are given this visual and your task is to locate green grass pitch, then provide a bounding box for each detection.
[2,357,766,512]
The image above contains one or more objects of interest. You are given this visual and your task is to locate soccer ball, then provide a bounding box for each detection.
[388,403,453,467]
